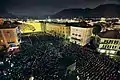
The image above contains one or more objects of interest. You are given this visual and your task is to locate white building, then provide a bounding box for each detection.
[112,23,120,30]
[97,30,120,55]
[70,24,93,46]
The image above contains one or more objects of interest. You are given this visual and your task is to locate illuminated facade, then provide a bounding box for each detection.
[97,30,120,55]
[0,27,20,47]
[97,38,120,55]
[70,26,93,46]
[46,23,70,39]
[20,21,42,33]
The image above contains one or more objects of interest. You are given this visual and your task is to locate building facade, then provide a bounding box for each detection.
[46,23,70,39]
[97,30,120,55]
[70,26,93,46]
[97,38,120,55]
[20,21,42,33]
[0,27,20,47]
[112,23,120,30]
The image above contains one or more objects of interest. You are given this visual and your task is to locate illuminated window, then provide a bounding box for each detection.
[100,49,106,53]
[1,40,3,43]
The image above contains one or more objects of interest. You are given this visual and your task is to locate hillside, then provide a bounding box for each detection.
[51,4,120,18]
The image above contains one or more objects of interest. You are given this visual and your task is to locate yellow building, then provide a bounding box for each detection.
[97,30,120,55]
[0,27,20,47]
[20,21,42,33]
[46,22,70,39]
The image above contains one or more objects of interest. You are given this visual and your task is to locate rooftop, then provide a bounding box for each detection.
[0,25,17,29]
[46,21,93,28]
[0,21,19,29]
[113,23,120,25]
[98,30,120,39]
[66,22,93,28]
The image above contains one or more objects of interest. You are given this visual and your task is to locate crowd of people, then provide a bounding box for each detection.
[76,47,119,80]
[0,33,119,80]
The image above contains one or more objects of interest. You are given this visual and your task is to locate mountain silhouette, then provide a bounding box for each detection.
[51,4,120,18]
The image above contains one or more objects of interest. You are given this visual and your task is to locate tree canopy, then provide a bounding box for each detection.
[92,24,102,35]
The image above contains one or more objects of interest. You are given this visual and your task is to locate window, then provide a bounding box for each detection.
[18,39,21,42]
[112,46,114,49]
[117,51,120,56]
[75,34,77,36]
[8,42,15,44]
[107,45,109,48]
[114,41,118,44]
[71,37,81,41]
[104,40,108,44]
[104,45,107,49]
[109,40,113,44]
[109,46,111,49]
[78,35,81,37]
[114,41,116,44]
[111,40,113,44]
[0,40,3,43]
[102,45,105,48]
[116,41,119,44]
[114,46,117,49]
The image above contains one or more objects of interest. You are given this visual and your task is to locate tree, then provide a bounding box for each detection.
[91,24,102,49]
[92,24,102,36]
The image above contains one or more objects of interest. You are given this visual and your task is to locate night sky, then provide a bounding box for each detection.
[1,0,120,16]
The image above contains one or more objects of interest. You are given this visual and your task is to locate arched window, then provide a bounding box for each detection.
[107,45,109,49]
[114,46,117,49]
[112,46,114,49]
[109,46,111,49]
